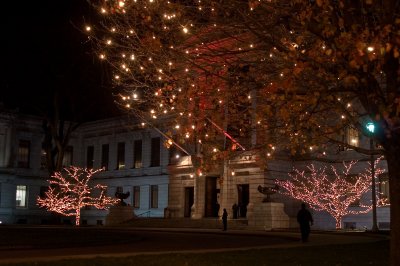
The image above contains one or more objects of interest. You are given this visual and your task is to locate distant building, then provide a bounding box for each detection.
[0,111,169,225]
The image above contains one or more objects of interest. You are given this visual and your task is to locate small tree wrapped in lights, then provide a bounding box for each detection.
[37,166,118,226]
[275,158,387,229]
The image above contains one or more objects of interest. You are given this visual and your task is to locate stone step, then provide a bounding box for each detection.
[120,218,248,229]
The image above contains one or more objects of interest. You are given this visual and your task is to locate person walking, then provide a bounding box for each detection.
[297,203,313,242]
[222,208,228,231]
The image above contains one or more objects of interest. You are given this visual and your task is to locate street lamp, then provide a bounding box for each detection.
[366,122,378,232]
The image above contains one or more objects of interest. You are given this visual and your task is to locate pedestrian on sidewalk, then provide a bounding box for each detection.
[297,203,313,242]
[222,208,228,231]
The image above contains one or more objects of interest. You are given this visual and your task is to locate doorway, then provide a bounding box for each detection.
[237,184,249,218]
[205,176,220,217]
[184,187,194,217]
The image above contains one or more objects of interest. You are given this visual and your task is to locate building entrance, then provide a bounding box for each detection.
[205,176,220,217]
[237,184,249,218]
[184,187,194,217]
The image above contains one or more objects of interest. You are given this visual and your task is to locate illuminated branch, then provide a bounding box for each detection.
[37,166,118,226]
[275,157,387,229]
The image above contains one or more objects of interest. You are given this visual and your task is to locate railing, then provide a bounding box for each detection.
[136,211,151,218]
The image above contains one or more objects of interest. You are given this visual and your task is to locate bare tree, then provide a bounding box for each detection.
[276,158,387,229]
[37,166,118,226]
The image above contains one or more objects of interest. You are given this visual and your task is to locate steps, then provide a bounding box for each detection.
[119,217,248,230]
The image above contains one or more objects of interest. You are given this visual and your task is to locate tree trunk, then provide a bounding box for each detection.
[385,150,400,266]
[75,209,80,226]
[335,217,342,230]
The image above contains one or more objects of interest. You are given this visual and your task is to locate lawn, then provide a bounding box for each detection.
[5,240,389,266]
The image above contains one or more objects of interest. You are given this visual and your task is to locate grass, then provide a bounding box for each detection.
[4,240,389,266]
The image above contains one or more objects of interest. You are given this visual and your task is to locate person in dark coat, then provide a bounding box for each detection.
[222,208,228,231]
[297,203,313,242]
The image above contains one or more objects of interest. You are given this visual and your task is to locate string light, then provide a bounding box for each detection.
[86,0,389,187]
[276,158,386,229]
[37,166,118,226]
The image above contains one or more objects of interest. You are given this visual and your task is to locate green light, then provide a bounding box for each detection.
[366,122,375,133]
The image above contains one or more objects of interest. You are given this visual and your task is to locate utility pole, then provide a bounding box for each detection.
[366,122,378,232]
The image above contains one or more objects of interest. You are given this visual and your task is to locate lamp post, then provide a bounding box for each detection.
[366,122,378,232]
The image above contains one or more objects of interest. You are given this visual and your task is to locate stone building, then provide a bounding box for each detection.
[0,110,169,225]
[0,109,391,229]
[165,128,391,231]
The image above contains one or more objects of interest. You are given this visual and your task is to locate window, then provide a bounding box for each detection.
[346,175,360,206]
[133,140,142,168]
[345,127,359,147]
[379,174,390,203]
[17,140,30,168]
[86,146,94,169]
[133,186,140,208]
[40,148,47,169]
[101,144,109,170]
[39,186,48,198]
[16,185,27,208]
[150,137,160,167]
[62,146,73,167]
[169,145,183,165]
[150,185,158,208]
[340,126,359,150]
[117,142,125,169]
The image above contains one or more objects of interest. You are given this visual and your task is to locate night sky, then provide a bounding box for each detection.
[0,0,120,121]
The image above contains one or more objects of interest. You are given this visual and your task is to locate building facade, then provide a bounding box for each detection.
[0,110,391,229]
[0,111,169,225]
[166,131,391,230]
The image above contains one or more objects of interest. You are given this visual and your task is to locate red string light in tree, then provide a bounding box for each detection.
[275,157,388,229]
[37,166,119,226]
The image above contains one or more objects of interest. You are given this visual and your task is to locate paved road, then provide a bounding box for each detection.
[0,226,387,264]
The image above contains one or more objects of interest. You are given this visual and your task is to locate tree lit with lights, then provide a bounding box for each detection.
[86,1,400,264]
[276,158,387,229]
[37,166,118,226]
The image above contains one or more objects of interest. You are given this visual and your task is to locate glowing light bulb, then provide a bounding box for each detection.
[85,26,91,32]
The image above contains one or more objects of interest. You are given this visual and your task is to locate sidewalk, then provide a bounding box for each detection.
[122,227,388,247]
[0,227,388,265]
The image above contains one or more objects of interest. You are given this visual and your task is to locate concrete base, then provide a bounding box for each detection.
[248,202,289,230]
[105,206,135,225]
